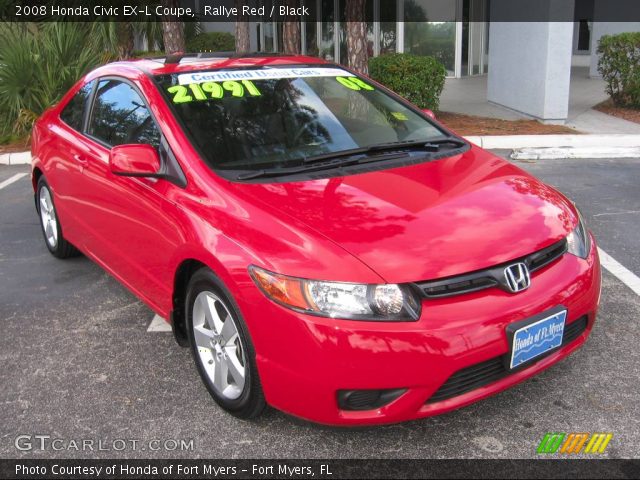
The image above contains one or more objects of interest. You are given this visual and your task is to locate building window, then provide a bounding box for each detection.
[379,1,397,55]
[403,1,456,75]
[319,0,336,60]
[254,0,490,78]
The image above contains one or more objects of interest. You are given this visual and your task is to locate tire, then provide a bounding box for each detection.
[36,177,79,259]
[186,268,266,419]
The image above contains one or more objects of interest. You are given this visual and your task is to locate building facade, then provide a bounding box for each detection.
[202,0,640,123]
[255,0,488,78]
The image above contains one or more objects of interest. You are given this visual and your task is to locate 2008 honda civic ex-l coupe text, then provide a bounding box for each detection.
[31,53,601,425]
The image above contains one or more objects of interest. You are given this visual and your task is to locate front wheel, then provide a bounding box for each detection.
[186,268,266,419]
[36,177,79,259]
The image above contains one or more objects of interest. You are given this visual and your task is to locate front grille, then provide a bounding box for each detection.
[527,240,568,271]
[421,277,498,297]
[415,238,567,299]
[426,315,589,404]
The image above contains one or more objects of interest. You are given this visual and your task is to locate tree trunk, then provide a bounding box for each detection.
[117,23,135,60]
[282,0,301,54]
[283,22,301,54]
[345,0,368,75]
[161,0,185,54]
[235,0,250,52]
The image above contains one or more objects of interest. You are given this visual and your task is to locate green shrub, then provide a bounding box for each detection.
[0,23,103,136]
[132,50,165,59]
[186,32,235,53]
[598,32,640,107]
[368,53,446,111]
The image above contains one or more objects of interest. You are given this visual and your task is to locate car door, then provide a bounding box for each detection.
[75,77,187,312]
[44,81,96,243]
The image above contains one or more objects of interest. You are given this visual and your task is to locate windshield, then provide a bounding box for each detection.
[155,66,450,172]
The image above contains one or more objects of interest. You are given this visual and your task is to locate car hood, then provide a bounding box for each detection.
[229,147,577,283]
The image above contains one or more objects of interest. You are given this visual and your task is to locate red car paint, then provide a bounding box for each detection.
[31,55,601,425]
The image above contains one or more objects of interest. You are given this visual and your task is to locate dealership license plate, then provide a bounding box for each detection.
[509,309,567,369]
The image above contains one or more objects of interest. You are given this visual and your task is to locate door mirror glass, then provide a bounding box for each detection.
[109,144,161,177]
[422,108,436,119]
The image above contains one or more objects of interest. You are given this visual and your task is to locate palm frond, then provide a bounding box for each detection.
[0,22,102,135]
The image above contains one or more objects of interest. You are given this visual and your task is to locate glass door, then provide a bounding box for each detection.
[403,0,457,76]
[462,0,488,76]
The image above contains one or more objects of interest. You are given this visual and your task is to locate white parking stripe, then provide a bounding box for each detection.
[0,172,28,190]
[147,314,171,332]
[599,248,640,297]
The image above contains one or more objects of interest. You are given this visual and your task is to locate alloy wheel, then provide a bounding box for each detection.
[39,187,58,249]
[192,291,246,400]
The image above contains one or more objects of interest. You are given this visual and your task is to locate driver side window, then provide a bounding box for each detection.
[88,79,161,148]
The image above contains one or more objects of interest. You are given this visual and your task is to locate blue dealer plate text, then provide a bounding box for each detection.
[510,310,566,369]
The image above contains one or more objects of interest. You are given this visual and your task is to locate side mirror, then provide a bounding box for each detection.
[422,108,436,119]
[110,144,161,177]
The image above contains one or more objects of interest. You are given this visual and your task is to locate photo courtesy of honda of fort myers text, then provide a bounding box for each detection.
[1,0,640,479]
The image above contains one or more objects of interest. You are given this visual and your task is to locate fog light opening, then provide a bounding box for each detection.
[337,388,406,411]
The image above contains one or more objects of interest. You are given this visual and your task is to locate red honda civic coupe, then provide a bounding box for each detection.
[31,53,601,425]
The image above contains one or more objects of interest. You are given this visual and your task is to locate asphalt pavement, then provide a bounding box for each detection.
[0,155,639,459]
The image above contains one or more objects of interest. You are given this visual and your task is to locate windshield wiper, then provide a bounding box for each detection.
[369,138,467,153]
[235,137,467,181]
[236,151,409,180]
[301,138,466,164]
[422,138,467,149]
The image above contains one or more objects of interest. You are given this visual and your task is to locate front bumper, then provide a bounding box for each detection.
[238,237,601,425]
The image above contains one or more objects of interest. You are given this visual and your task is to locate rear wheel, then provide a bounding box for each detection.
[36,177,79,259]
[186,268,266,419]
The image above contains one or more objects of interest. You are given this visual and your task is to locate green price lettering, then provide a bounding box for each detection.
[202,81,223,98]
[167,85,193,104]
[168,81,262,104]
[222,81,244,97]
[336,76,374,91]
[242,80,262,96]
[188,83,207,100]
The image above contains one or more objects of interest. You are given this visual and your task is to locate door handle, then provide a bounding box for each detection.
[73,154,88,165]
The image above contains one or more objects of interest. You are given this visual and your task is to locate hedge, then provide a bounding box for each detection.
[598,32,640,107]
[186,32,235,53]
[368,53,446,111]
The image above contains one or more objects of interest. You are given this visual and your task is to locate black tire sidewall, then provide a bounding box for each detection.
[185,269,263,415]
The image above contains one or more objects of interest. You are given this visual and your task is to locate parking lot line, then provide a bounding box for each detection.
[598,247,640,297]
[0,172,28,190]
[147,314,172,332]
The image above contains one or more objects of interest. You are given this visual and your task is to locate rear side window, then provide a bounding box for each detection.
[88,79,161,148]
[60,81,94,132]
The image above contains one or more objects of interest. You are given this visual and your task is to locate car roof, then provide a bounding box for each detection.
[103,52,331,77]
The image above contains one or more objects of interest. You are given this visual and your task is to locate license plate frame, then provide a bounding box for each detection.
[506,306,567,371]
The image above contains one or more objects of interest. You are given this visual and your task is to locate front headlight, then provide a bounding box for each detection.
[566,207,591,259]
[249,266,421,321]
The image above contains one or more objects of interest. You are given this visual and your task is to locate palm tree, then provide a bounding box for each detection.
[0,23,103,136]
[282,0,301,54]
[90,22,135,60]
[90,0,167,59]
[235,0,250,52]
[283,22,301,54]
[161,0,186,53]
[345,0,368,74]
